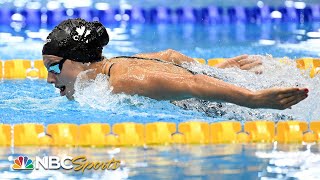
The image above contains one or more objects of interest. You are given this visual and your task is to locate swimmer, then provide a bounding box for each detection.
[43,18,308,110]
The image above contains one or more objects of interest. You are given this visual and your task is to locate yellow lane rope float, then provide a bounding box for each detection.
[1,121,319,147]
[1,58,319,79]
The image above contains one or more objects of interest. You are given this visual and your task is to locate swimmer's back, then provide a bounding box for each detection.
[103,56,194,78]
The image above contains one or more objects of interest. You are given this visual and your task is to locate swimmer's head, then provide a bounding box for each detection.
[42,18,109,62]
[43,18,109,100]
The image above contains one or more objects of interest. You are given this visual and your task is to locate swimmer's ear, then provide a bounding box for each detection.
[92,21,109,47]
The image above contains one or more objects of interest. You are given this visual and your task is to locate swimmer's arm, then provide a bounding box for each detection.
[134,49,197,65]
[110,64,308,110]
[186,76,307,110]
[182,74,256,108]
[110,64,254,107]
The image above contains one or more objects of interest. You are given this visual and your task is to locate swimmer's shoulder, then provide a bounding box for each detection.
[102,55,171,76]
[102,56,131,76]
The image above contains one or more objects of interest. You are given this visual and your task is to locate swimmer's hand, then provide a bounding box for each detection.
[250,87,308,110]
[215,54,263,74]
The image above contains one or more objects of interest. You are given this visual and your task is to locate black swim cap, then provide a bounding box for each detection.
[42,18,109,63]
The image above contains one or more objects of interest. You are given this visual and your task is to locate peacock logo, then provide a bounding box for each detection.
[12,156,34,170]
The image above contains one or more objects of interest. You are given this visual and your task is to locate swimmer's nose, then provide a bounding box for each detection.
[46,72,56,84]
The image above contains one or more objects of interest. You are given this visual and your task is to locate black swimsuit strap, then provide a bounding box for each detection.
[107,63,115,76]
[110,56,197,75]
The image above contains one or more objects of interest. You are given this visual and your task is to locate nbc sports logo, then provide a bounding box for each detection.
[10,155,120,172]
[12,156,34,170]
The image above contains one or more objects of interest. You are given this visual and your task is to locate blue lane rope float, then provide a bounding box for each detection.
[0,5,319,26]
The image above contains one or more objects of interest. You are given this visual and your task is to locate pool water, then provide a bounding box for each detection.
[1,21,320,179]
[1,22,320,124]
[1,144,320,179]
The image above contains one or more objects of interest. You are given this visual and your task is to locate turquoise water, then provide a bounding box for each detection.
[1,144,320,179]
[1,22,320,179]
[1,22,320,124]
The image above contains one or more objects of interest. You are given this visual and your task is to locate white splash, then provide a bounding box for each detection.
[73,71,193,119]
[180,55,320,121]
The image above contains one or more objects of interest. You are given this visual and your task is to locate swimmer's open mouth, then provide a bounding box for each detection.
[55,85,66,96]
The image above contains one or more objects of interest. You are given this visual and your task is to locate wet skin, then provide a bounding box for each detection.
[43,49,308,110]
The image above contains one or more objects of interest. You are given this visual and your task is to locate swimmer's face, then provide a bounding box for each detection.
[43,55,84,100]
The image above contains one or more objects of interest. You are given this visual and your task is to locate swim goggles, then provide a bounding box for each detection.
[48,57,67,74]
